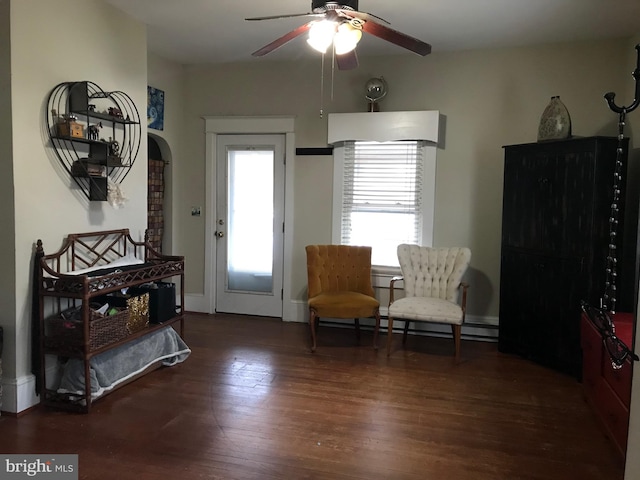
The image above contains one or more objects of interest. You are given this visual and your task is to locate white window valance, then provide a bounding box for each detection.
[327,111,440,145]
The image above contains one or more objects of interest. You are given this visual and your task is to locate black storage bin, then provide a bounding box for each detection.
[95,292,139,309]
[131,282,176,324]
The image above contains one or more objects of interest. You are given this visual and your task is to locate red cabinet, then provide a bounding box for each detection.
[581,312,633,458]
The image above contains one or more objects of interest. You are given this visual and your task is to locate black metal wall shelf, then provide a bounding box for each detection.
[46,81,141,202]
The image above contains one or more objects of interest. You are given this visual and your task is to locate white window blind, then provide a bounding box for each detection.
[341,140,425,266]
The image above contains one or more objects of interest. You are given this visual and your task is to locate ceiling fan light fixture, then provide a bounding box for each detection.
[248,1,432,65]
[334,22,362,55]
[307,20,337,53]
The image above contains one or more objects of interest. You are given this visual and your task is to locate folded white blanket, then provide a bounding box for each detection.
[57,327,190,399]
[65,254,144,276]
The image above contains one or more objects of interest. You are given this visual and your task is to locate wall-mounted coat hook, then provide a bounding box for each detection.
[604,43,640,115]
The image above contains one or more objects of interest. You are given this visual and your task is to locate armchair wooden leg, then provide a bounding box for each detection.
[452,324,461,363]
[372,309,380,350]
[354,318,361,342]
[402,320,411,345]
[309,308,318,353]
[386,316,394,356]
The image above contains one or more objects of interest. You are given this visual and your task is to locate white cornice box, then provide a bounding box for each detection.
[327,111,440,144]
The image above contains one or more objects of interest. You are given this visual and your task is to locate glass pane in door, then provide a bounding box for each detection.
[226,148,274,293]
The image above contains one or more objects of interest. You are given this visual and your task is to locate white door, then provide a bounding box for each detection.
[215,134,285,317]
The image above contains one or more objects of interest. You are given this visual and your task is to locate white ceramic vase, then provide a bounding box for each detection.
[537,96,572,141]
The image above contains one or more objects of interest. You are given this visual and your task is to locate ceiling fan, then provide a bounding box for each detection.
[246,0,432,70]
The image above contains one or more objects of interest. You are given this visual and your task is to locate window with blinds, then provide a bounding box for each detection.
[340,140,425,266]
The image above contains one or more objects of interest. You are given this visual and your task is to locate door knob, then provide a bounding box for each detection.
[215,231,224,238]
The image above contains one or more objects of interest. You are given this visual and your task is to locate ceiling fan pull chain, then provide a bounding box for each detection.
[320,53,325,118]
[331,45,336,102]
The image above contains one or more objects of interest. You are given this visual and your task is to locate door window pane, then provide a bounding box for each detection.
[227,148,274,293]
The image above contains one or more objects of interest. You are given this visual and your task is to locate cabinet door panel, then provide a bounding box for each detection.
[499,250,585,377]
[551,152,596,254]
[502,152,555,251]
[502,149,596,255]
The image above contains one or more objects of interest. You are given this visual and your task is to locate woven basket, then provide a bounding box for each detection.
[46,306,129,351]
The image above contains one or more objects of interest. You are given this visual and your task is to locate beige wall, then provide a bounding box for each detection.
[178,38,631,321]
[147,52,187,255]
[0,0,16,402]
[5,0,148,412]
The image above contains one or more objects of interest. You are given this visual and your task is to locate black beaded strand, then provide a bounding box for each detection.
[601,110,626,314]
[602,43,640,313]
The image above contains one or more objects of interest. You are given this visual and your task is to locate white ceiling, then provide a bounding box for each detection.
[103,0,640,65]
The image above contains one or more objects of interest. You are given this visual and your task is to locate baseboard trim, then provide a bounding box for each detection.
[2,362,61,414]
[318,319,498,342]
[2,373,40,414]
[286,300,499,341]
[185,293,211,314]
[1,403,40,417]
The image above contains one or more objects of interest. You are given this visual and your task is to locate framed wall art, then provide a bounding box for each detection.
[147,86,164,131]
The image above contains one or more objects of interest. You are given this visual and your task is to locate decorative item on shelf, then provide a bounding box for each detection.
[125,293,150,334]
[537,95,572,141]
[56,113,83,138]
[87,122,102,141]
[365,76,388,112]
[71,159,106,178]
[108,139,120,157]
[108,106,123,119]
[107,177,128,209]
[107,139,122,166]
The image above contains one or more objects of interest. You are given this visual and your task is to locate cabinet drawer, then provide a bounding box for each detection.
[594,379,629,455]
[602,355,632,407]
[581,313,601,353]
[581,316,602,392]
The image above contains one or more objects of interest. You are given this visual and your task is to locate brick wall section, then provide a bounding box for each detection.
[147,158,164,252]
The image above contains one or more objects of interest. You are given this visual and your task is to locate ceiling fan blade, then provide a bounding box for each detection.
[245,12,324,21]
[336,49,359,70]
[362,20,432,56]
[335,9,390,25]
[251,22,314,57]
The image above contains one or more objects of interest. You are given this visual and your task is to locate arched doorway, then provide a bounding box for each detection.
[147,135,172,253]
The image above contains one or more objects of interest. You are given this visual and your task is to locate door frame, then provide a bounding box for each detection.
[215,134,285,316]
[202,116,295,320]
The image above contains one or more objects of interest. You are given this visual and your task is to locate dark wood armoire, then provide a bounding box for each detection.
[498,136,630,379]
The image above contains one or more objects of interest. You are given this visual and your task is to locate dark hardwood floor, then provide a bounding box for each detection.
[0,313,625,479]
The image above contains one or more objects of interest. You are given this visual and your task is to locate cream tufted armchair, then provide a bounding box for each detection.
[306,245,381,352]
[386,245,471,362]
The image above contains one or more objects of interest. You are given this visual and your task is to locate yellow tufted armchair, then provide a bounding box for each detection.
[306,245,381,352]
[387,244,471,362]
